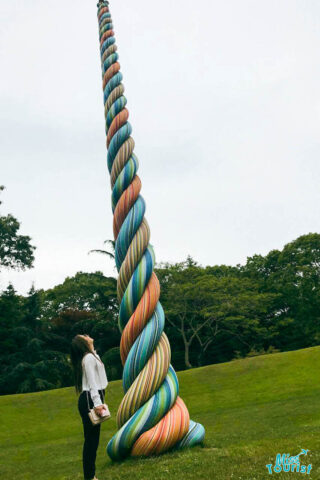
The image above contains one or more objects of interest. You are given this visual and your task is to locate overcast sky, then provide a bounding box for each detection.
[1,0,319,294]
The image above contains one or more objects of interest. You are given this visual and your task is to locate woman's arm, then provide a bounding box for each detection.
[83,353,103,408]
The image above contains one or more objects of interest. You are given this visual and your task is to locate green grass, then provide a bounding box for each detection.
[1,346,320,479]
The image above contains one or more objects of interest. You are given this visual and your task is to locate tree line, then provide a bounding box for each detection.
[1,186,319,394]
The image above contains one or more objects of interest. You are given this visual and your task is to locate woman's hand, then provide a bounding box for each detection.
[94,405,105,417]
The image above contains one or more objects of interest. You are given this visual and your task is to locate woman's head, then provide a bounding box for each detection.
[70,334,97,394]
[75,333,94,351]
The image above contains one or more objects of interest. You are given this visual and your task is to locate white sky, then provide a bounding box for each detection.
[1,0,320,294]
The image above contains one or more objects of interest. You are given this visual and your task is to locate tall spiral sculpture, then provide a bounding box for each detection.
[96,0,205,461]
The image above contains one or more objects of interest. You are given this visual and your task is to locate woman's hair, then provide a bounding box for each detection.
[70,334,103,394]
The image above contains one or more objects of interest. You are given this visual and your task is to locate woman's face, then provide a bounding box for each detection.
[80,334,94,349]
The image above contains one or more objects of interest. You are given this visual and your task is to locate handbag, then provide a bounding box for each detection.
[83,357,111,426]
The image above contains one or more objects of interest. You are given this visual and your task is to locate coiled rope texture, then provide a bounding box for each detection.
[97,1,205,461]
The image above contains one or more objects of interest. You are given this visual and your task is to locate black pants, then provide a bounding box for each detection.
[78,389,105,480]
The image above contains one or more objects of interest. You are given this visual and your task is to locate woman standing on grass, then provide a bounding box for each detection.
[70,334,108,480]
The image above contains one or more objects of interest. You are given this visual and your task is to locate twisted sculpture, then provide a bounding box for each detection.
[96,0,205,461]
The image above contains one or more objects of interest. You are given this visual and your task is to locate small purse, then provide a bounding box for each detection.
[87,397,111,426]
[84,358,111,426]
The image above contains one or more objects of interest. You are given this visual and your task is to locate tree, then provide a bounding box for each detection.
[88,239,115,260]
[156,258,279,368]
[0,186,35,271]
[0,284,77,395]
[24,284,43,333]
[43,271,117,313]
[243,233,320,349]
[42,271,120,355]
[195,275,280,364]
[0,284,24,361]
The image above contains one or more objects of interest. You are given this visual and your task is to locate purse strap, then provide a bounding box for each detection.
[83,354,105,412]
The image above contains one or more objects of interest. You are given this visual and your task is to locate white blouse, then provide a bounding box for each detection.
[81,351,108,407]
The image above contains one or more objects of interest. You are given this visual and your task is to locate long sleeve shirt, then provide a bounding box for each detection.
[81,351,108,408]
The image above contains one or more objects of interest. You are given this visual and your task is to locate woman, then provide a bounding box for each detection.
[70,334,108,480]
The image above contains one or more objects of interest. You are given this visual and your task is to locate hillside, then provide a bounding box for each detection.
[1,346,319,479]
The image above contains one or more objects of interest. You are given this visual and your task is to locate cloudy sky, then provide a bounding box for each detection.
[1,0,319,294]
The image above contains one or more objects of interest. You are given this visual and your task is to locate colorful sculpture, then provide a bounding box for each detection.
[96,0,205,461]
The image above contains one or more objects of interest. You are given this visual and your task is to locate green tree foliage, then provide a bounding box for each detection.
[43,271,117,312]
[0,285,69,394]
[156,258,278,369]
[102,347,122,381]
[0,273,119,395]
[42,271,119,354]
[0,186,35,271]
[88,239,115,261]
[243,233,320,350]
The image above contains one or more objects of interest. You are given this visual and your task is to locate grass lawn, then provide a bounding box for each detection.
[0,346,319,479]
